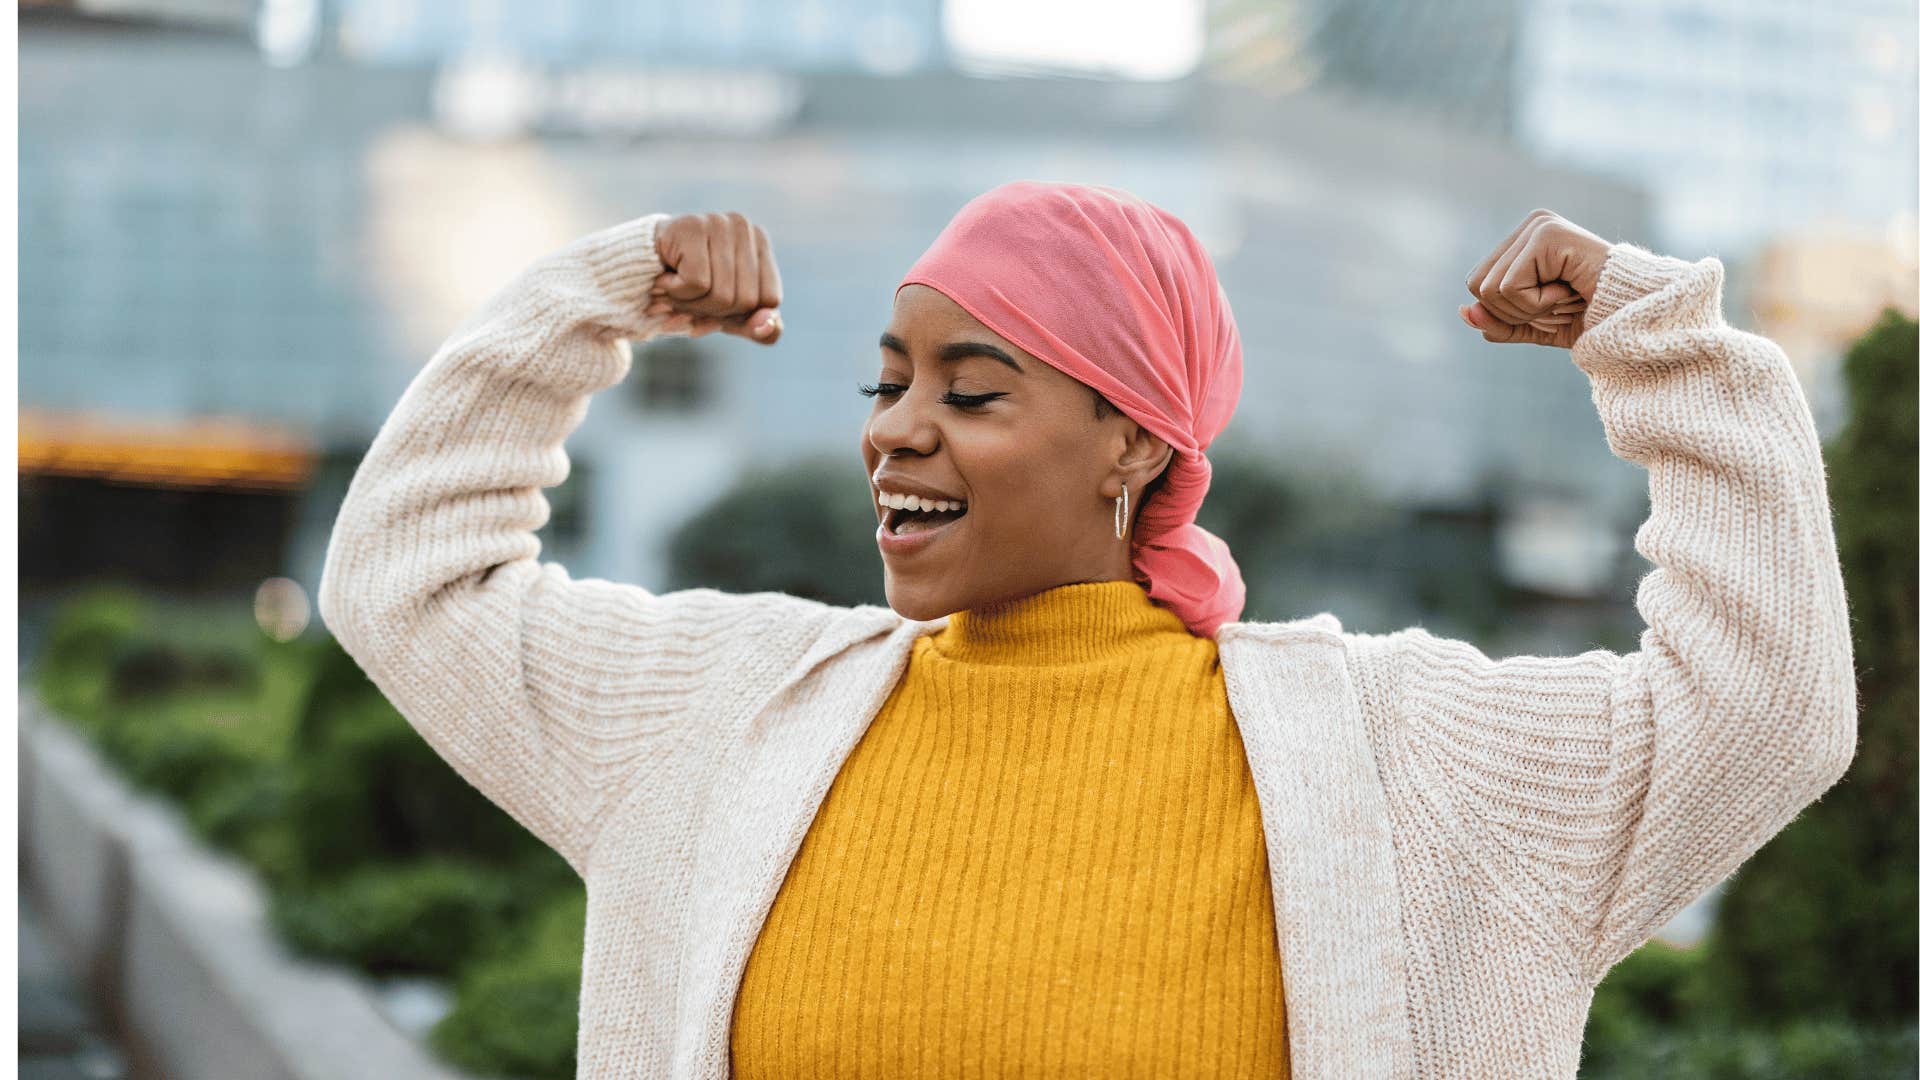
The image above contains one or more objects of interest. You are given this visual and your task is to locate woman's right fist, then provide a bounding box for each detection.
[647,211,783,344]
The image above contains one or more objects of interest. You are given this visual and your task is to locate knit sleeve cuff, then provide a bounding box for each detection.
[1580,240,1705,331]
[575,211,673,327]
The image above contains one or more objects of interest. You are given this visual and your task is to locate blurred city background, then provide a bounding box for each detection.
[16,0,1918,1077]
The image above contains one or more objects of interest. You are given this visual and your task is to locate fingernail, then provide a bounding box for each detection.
[753,318,773,337]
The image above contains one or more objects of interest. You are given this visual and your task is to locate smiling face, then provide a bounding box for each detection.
[860,283,1173,621]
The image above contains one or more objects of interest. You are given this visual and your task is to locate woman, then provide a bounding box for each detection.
[318,181,1857,1078]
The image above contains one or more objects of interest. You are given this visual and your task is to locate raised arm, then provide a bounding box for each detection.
[1393,230,1859,984]
[316,212,831,880]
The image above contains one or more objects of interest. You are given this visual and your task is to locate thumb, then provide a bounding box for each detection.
[1461,303,1558,346]
[718,307,783,344]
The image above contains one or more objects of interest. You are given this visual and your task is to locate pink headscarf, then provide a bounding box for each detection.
[897,180,1247,638]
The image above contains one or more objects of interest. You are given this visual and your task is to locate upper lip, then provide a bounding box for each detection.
[871,475,966,506]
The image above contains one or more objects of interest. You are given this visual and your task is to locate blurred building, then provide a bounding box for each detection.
[330,0,945,73]
[1208,0,1524,139]
[1209,0,1918,262]
[1517,0,1915,263]
[21,7,1666,661]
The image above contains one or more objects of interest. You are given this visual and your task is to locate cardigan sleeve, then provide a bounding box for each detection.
[315,212,848,881]
[1391,240,1859,985]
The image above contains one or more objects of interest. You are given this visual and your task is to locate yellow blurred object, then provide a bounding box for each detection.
[1742,217,1919,378]
[18,408,316,492]
[1734,216,1919,430]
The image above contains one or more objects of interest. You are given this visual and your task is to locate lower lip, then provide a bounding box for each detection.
[876,511,965,557]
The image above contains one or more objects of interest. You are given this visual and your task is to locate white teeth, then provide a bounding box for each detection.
[876,489,966,512]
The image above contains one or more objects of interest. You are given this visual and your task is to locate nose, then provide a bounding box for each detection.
[864,385,940,458]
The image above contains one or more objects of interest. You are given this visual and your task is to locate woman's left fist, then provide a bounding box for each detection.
[1459,209,1612,349]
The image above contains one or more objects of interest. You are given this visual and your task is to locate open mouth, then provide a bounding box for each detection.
[883,503,968,536]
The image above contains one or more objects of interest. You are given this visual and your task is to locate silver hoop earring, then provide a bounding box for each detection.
[1114,482,1129,540]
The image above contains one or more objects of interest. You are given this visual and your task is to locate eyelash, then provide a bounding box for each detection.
[857,382,1005,409]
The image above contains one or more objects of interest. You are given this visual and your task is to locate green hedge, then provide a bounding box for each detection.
[268,857,520,976]
[1583,1017,1919,1080]
[29,586,586,1079]
[431,888,587,1079]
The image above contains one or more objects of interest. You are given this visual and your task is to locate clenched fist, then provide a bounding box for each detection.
[646,211,784,344]
[1459,209,1612,349]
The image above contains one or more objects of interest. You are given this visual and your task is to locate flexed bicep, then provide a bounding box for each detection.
[1394,237,1857,986]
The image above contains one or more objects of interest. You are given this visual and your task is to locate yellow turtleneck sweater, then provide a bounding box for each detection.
[730,579,1289,1078]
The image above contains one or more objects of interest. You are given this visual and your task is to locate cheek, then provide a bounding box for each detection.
[959,427,1086,530]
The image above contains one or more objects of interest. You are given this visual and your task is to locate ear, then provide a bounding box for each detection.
[1111,423,1172,496]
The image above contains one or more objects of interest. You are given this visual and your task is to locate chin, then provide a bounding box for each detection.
[881,573,959,622]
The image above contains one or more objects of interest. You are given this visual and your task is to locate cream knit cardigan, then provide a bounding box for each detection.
[317,212,1858,1079]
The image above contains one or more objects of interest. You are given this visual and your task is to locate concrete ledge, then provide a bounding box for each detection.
[19,693,479,1080]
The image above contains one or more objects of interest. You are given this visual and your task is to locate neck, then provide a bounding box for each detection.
[931,578,1190,666]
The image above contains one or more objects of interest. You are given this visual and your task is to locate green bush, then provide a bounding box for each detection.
[432,887,588,1080]
[1581,1019,1918,1080]
[1584,940,1717,1062]
[268,857,521,977]
[28,589,592,1078]
[104,638,260,703]
[187,764,305,889]
[32,584,156,726]
[92,704,262,806]
[33,590,307,832]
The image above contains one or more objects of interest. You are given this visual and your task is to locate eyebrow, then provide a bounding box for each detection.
[878,332,1025,374]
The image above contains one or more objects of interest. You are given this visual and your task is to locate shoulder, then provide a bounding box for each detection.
[1216,611,1417,676]
[1215,610,1348,645]
[1214,612,1457,717]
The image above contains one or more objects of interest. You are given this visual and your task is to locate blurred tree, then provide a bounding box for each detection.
[665,456,887,607]
[1194,453,1306,620]
[1694,308,1918,1024]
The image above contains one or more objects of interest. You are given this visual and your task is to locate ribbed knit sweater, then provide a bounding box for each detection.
[730,579,1289,1078]
[316,211,1858,1078]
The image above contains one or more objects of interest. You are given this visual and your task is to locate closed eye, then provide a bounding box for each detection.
[856,383,1006,409]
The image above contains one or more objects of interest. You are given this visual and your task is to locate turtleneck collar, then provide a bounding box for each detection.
[928,578,1194,666]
